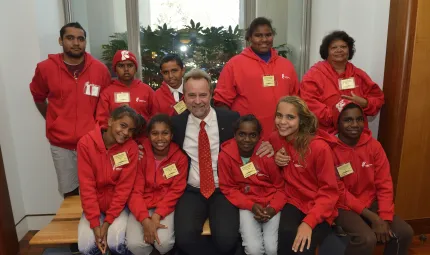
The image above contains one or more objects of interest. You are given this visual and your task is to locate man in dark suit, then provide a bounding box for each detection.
[172,69,272,255]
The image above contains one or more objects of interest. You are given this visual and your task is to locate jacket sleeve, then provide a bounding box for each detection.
[151,93,161,116]
[299,77,334,128]
[128,155,149,223]
[289,66,300,96]
[373,141,394,221]
[303,143,339,229]
[105,143,138,224]
[339,179,367,214]
[95,90,111,127]
[213,62,236,107]
[77,139,101,229]
[29,65,49,103]
[147,87,155,117]
[101,67,111,90]
[218,152,254,210]
[155,153,188,218]
[265,158,287,213]
[359,71,385,116]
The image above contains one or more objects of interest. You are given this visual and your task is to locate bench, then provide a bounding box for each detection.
[30,195,211,245]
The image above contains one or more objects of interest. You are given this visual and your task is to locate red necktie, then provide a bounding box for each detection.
[199,121,215,199]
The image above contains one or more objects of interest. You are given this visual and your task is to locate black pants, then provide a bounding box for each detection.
[278,203,331,255]
[175,185,240,255]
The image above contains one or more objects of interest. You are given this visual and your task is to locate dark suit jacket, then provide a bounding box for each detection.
[171,108,240,151]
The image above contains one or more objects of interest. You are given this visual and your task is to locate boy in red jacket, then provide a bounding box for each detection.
[152,54,187,116]
[218,114,287,255]
[331,100,413,255]
[271,96,339,255]
[77,105,140,255]
[96,50,154,127]
[29,22,111,197]
[127,114,188,255]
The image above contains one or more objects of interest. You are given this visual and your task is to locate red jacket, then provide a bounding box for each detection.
[152,82,184,116]
[218,139,287,213]
[300,61,384,134]
[269,130,339,228]
[214,47,299,138]
[77,125,138,229]
[129,139,188,222]
[30,53,111,150]
[330,129,394,221]
[96,79,154,126]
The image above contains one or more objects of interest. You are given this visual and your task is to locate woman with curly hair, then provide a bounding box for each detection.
[300,31,384,134]
[269,96,339,255]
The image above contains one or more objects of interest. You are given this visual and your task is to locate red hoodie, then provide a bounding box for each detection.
[152,82,185,116]
[214,47,299,138]
[300,61,384,134]
[96,79,154,126]
[269,130,339,229]
[218,139,287,213]
[128,138,188,222]
[30,53,111,150]
[77,125,138,229]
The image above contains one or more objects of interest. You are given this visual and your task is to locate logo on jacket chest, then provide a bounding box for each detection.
[361,161,373,168]
[135,97,146,103]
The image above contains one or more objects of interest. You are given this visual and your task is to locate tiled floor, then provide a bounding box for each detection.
[18,231,430,255]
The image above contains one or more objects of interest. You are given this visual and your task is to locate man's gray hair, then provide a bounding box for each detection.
[183,68,212,93]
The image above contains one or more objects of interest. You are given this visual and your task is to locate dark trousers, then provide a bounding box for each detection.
[175,185,240,255]
[278,203,331,255]
[335,204,414,255]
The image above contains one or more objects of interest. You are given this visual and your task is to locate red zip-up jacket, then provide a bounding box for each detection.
[152,82,184,116]
[30,53,111,150]
[96,79,154,126]
[77,125,138,229]
[300,61,384,134]
[269,130,339,228]
[214,47,299,138]
[218,139,287,213]
[330,129,394,221]
[128,138,188,222]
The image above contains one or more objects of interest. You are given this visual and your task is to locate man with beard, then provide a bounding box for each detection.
[30,22,111,198]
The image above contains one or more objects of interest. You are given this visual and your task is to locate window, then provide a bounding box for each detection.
[64,0,311,85]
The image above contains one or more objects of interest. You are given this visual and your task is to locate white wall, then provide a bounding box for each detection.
[310,0,391,137]
[0,0,64,240]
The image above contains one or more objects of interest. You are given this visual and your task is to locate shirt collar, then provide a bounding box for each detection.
[189,107,215,127]
[167,82,183,94]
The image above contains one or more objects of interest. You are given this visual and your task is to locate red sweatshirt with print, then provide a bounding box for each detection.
[128,138,188,222]
[77,125,138,229]
[214,47,299,138]
[269,130,339,228]
[152,82,185,116]
[30,53,111,150]
[96,79,154,126]
[330,129,394,221]
[300,61,384,134]
[218,139,287,213]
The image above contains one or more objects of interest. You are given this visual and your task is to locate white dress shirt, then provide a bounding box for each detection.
[183,107,220,188]
[168,83,183,103]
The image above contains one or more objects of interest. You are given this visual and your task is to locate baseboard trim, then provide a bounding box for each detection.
[406,218,430,235]
[15,214,55,241]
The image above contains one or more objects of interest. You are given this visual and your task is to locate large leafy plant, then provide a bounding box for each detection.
[101,20,291,88]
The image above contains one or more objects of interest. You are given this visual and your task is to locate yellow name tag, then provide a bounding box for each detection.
[337,162,354,178]
[262,75,276,87]
[173,100,187,114]
[163,164,180,179]
[112,152,129,167]
[240,162,257,178]
[339,78,356,90]
[114,92,131,103]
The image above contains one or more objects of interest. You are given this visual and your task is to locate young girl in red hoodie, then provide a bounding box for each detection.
[127,114,188,255]
[270,96,339,255]
[77,105,140,255]
[331,100,413,255]
[218,114,287,255]
[96,50,154,127]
